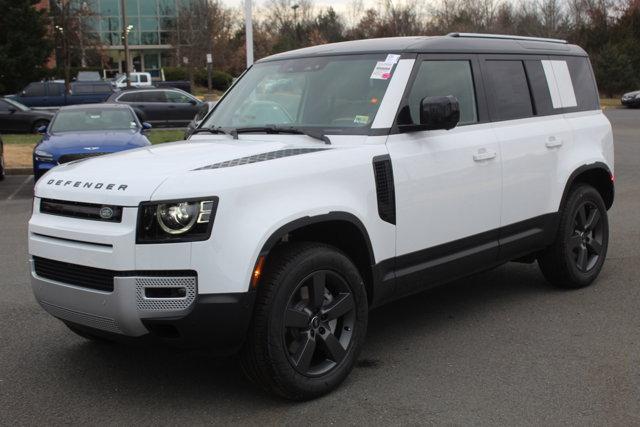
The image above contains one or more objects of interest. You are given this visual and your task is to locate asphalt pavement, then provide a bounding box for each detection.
[1,109,639,425]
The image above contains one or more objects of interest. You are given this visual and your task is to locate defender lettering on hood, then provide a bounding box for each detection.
[45,178,128,191]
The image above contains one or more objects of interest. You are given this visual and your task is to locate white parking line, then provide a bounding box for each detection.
[7,175,33,201]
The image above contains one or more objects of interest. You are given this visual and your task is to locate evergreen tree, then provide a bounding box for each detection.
[0,0,52,94]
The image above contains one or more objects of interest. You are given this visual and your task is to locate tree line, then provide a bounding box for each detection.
[0,0,638,96]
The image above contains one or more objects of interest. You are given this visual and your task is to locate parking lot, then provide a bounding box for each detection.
[1,108,639,425]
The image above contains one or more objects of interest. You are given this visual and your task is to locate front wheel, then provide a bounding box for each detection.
[538,184,609,288]
[241,242,368,400]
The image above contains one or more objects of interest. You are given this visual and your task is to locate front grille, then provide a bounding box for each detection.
[34,257,116,292]
[58,152,107,164]
[40,198,123,223]
[33,257,197,293]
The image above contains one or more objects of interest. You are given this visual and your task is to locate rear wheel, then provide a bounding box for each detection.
[0,153,4,181]
[538,184,609,288]
[241,242,368,400]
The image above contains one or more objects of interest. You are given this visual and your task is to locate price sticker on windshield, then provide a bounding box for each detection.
[370,62,394,80]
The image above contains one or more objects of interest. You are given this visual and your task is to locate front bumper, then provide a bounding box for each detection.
[31,260,255,352]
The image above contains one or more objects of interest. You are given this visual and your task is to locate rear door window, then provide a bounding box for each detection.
[404,60,478,125]
[484,60,533,121]
[165,91,193,103]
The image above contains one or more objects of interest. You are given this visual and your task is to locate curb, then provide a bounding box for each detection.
[6,168,33,176]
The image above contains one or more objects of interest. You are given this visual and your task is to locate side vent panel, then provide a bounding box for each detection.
[372,155,396,225]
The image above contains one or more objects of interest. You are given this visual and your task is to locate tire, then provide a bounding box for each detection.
[32,119,49,134]
[241,242,368,400]
[0,154,4,181]
[65,322,113,343]
[538,184,609,288]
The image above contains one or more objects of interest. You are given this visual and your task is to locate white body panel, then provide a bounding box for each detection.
[494,114,574,226]
[387,123,501,255]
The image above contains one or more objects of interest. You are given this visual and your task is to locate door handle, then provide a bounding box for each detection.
[545,136,563,148]
[473,149,497,162]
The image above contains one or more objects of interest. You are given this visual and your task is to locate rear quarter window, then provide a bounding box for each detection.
[565,57,600,111]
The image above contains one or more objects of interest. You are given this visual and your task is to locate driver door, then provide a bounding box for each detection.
[385,55,502,294]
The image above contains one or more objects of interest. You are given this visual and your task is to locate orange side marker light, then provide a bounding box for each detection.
[251,256,266,288]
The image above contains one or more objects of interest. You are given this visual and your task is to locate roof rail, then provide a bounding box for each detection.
[447,32,567,44]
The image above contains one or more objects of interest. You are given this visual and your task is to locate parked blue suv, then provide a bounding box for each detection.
[33,104,152,181]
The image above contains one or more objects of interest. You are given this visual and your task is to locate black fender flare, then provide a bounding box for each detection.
[258,211,375,268]
[559,162,614,210]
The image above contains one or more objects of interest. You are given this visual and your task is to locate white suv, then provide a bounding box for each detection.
[28,34,614,400]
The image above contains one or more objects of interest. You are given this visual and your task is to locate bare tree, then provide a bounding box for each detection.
[50,0,101,90]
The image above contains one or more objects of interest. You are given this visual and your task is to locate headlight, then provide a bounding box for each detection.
[34,149,54,162]
[137,197,218,243]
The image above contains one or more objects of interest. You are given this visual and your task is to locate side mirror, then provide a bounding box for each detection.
[8,107,17,114]
[188,99,197,105]
[37,125,47,134]
[141,122,152,131]
[419,95,460,131]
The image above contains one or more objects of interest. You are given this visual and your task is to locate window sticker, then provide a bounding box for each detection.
[354,115,369,124]
[370,62,394,80]
[541,60,577,108]
[384,54,401,64]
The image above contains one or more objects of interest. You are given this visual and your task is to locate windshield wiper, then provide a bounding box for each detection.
[191,126,233,136]
[231,126,331,145]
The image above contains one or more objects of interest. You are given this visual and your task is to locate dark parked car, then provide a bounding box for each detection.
[0,98,53,133]
[33,104,151,181]
[621,90,640,108]
[0,134,4,180]
[9,81,115,107]
[107,88,205,127]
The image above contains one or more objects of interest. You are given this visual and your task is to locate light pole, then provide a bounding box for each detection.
[120,0,131,88]
[244,0,253,68]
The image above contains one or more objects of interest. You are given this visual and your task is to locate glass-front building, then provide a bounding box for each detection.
[78,0,186,76]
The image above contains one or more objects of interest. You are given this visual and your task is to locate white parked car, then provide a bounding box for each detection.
[28,33,614,400]
[112,72,153,89]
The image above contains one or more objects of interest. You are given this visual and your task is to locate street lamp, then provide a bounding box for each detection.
[245,0,253,68]
[120,0,131,87]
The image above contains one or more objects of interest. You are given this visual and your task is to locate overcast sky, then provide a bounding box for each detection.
[224,0,360,15]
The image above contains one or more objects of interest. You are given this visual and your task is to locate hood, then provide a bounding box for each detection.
[34,136,330,206]
[41,130,145,151]
[623,90,640,97]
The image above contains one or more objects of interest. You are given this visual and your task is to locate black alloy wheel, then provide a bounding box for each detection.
[538,184,609,289]
[241,242,368,400]
[283,270,356,377]
[569,200,604,272]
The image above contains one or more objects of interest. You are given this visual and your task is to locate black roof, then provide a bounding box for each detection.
[259,34,587,62]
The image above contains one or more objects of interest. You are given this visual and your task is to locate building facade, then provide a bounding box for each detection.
[75,0,186,77]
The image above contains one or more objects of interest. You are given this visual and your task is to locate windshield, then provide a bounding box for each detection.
[201,54,396,134]
[4,97,29,111]
[50,108,139,133]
